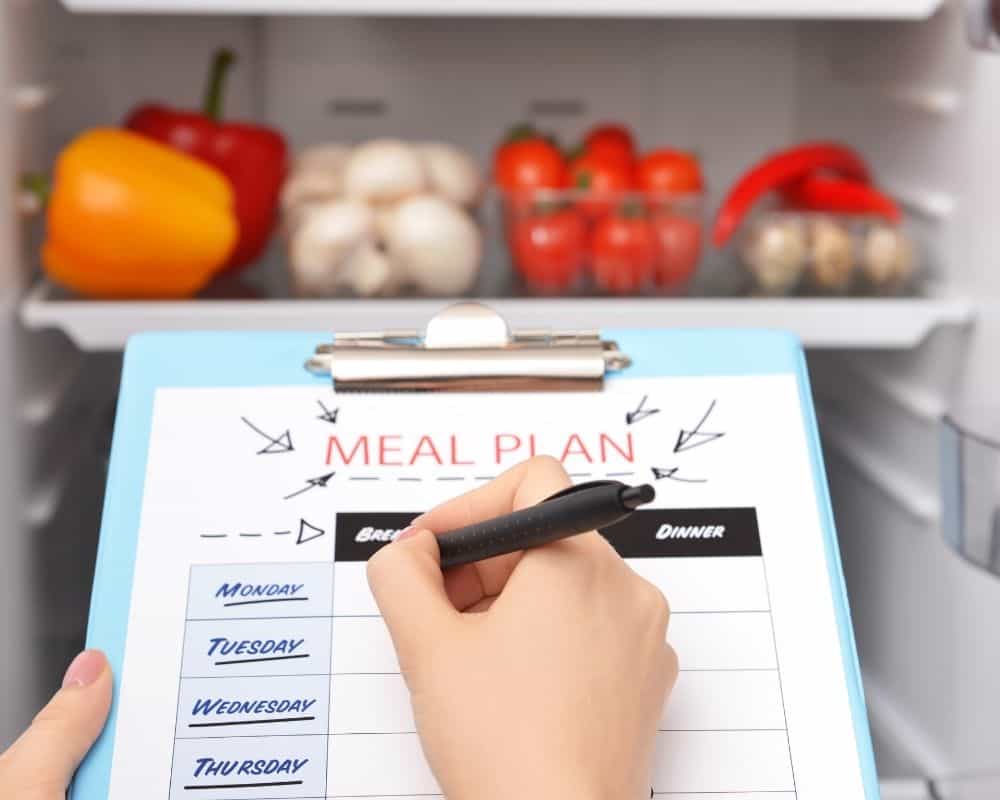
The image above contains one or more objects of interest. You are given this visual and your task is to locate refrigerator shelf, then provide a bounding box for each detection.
[21,279,972,352]
[59,0,942,17]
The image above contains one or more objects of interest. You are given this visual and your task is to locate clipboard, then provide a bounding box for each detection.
[75,303,879,800]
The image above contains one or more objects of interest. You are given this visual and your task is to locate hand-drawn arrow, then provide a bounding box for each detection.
[296,518,325,545]
[651,466,707,484]
[316,400,339,425]
[626,395,660,426]
[674,400,725,453]
[241,417,294,454]
[283,471,336,501]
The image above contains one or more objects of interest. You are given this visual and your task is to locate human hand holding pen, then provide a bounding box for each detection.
[367,456,678,800]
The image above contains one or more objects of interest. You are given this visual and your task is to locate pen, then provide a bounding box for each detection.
[435,480,656,570]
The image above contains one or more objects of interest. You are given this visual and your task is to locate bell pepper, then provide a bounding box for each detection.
[42,128,238,298]
[712,142,871,247]
[125,48,288,271]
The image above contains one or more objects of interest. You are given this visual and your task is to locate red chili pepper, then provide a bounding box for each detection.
[125,49,288,272]
[781,175,901,223]
[712,142,871,247]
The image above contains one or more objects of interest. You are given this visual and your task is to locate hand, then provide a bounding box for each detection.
[0,650,112,800]
[367,456,677,800]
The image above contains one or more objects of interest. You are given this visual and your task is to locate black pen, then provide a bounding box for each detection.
[436,480,656,570]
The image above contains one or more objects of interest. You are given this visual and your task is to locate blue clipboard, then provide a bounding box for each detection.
[73,326,879,800]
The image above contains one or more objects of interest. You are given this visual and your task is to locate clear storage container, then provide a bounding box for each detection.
[499,188,704,296]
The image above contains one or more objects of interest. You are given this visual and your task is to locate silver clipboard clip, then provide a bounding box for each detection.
[306,302,631,392]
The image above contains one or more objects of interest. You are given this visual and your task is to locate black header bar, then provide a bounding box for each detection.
[601,508,761,558]
[335,508,761,562]
[336,513,415,561]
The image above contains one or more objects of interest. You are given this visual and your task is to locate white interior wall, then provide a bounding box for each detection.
[796,1,1000,781]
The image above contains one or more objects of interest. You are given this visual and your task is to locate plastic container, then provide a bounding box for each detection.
[941,407,1000,577]
[500,188,704,296]
[737,211,918,297]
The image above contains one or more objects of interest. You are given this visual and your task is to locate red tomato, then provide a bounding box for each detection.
[495,138,569,192]
[591,213,658,294]
[637,149,704,196]
[584,124,636,167]
[569,153,634,219]
[511,208,587,292]
[652,215,702,288]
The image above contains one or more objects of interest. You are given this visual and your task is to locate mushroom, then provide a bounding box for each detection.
[287,199,376,297]
[281,145,354,234]
[741,216,807,294]
[343,139,427,204]
[418,142,484,209]
[386,195,482,295]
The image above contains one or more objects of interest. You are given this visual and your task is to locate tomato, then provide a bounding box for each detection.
[569,153,634,219]
[511,207,587,292]
[637,149,704,196]
[591,213,658,294]
[652,215,702,288]
[583,124,636,167]
[495,138,569,193]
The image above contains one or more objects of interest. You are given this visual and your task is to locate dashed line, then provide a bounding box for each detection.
[436,476,464,481]
[200,534,227,539]
[473,476,496,481]
[397,477,422,482]
[569,473,593,478]
[349,477,379,481]
[238,533,262,538]
[606,471,636,478]
[273,531,292,536]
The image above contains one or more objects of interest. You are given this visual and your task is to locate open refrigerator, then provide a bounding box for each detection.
[1,0,999,796]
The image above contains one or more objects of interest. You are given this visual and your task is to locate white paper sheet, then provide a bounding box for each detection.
[106,376,866,799]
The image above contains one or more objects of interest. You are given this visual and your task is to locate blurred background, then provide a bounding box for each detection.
[2,0,1000,796]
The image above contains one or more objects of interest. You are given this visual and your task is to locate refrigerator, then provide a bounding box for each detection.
[2,1,998,797]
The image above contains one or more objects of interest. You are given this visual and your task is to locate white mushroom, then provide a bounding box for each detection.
[418,142,484,209]
[386,195,482,295]
[340,241,402,297]
[343,139,427,204]
[281,145,354,233]
[862,225,915,290]
[741,216,807,294]
[287,199,375,297]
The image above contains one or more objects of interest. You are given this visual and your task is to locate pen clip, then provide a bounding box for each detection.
[543,480,626,503]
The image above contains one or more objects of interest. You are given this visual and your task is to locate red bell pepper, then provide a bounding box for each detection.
[125,49,288,272]
[712,142,871,247]
[781,174,901,223]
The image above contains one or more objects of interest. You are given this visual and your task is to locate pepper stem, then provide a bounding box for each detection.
[202,48,236,121]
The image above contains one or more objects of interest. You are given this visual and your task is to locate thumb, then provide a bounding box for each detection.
[367,528,459,657]
[0,650,112,799]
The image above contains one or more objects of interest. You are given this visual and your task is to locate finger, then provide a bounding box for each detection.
[417,456,571,603]
[0,650,112,799]
[367,528,459,656]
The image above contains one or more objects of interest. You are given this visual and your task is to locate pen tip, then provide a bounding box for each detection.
[621,484,655,510]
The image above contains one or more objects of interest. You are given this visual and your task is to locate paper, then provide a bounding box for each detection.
[105,376,866,799]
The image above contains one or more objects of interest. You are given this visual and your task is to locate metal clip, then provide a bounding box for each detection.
[306,302,631,392]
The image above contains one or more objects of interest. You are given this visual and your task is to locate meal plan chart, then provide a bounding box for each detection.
[100,375,870,800]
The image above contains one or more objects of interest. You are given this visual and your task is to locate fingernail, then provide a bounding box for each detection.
[396,526,420,542]
[62,649,105,689]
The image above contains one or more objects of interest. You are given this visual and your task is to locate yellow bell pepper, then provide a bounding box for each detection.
[42,128,238,298]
